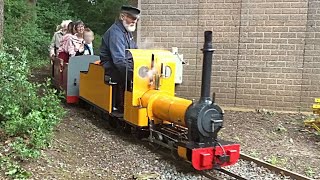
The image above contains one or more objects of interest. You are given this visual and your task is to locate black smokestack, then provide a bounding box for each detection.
[200,31,215,102]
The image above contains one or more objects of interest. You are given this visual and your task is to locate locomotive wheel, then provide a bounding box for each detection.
[132,127,149,141]
[77,99,88,109]
[148,141,161,152]
[132,127,143,140]
[108,116,118,130]
[171,148,179,160]
[122,124,131,134]
[116,120,131,134]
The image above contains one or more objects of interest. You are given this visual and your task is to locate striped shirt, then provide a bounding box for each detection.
[58,34,84,57]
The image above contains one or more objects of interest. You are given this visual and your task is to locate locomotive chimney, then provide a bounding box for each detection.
[200,31,215,103]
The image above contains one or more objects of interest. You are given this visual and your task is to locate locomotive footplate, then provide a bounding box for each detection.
[177,140,240,170]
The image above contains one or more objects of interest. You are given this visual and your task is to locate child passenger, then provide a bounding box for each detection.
[49,20,72,58]
[83,28,95,55]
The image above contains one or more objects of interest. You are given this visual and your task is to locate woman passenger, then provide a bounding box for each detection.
[57,21,85,62]
[72,21,86,56]
[74,21,85,40]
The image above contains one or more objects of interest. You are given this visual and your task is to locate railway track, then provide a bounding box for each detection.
[199,153,314,180]
[101,119,314,179]
[200,168,248,180]
[239,153,314,180]
[82,105,315,180]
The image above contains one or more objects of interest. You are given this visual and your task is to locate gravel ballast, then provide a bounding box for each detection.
[18,105,311,180]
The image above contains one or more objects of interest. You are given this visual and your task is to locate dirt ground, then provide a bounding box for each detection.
[220,110,320,179]
[1,66,319,179]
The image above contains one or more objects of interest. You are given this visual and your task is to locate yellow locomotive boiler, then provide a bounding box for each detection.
[78,31,240,170]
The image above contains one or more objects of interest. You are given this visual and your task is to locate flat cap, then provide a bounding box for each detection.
[121,5,141,18]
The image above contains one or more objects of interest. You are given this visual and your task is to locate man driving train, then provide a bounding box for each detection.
[99,5,140,113]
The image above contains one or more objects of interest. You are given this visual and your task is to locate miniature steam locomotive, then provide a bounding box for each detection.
[52,31,240,170]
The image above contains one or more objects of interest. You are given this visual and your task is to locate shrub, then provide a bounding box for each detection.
[1,0,73,178]
[0,49,66,155]
[36,0,74,34]
[0,49,66,178]
[4,0,48,67]
[93,33,102,55]
[0,154,32,179]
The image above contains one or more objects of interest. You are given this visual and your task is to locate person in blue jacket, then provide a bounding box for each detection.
[100,5,140,113]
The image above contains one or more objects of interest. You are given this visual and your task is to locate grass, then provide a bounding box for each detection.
[305,167,315,177]
[248,149,260,158]
[265,155,287,166]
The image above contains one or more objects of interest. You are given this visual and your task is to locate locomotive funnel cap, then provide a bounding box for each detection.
[121,5,141,18]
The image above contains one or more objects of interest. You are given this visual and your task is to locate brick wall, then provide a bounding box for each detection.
[237,0,308,110]
[300,0,320,109]
[137,0,320,111]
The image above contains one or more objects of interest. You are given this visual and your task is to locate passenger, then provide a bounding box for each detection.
[74,21,85,41]
[55,25,62,32]
[57,21,75,62]
[49,20,72,58]
[73,20,85,56]
[56,24,62,31]
[99,5,140,113]
[58,21,84,62]
[83,28,95,55]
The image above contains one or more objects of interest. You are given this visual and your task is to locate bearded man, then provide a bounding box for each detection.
[99,5,140,113]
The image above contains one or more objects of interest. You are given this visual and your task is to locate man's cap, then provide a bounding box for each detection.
[121,5,140,18]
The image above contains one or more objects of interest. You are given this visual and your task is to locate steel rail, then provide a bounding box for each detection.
[200,168,248,180]
[240,153,314,180]
[198,171,220,180]
[217,168,248,180]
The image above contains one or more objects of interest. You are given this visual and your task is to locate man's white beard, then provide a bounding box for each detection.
[123,21,136,32]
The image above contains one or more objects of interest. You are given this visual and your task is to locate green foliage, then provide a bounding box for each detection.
[4,0,49,67]
[0,48,65,152]
[248,149,260,158]
[93,33,102,55]
[67,0,129,35]
[9,138,41,160]
[1,0,69,177]
[0,154,32,179]
[0,49,65,178]
[305,167,315,177]
[266,155,287,166]
[4,0,32,21]
[36,0,74,34]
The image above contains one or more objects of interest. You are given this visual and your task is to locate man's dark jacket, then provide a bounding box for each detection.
[100,20,138,83]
